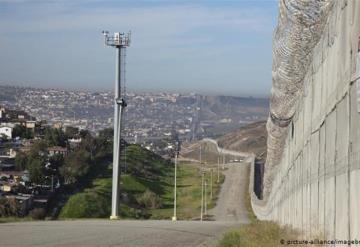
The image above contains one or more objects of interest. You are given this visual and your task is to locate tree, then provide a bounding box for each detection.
[12,140,48,184]
[12,124,33,139]
[65,126,79,139]
[27,158,46,184]
[29,140,48,157]
[60,150,91,184]
[80,135,97,159]
[98,128,113,140]
[0,197,21,217]
[48,154,64,174]
[12,124,25,139]
[44,128,66,147]
[15,151,28,171]
[79,129,91,139]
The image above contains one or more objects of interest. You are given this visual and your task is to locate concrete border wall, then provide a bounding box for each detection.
[251,0,360,241]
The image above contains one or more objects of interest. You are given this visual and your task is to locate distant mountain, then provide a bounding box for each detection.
[217,121,267,160]
[199,95,268,119]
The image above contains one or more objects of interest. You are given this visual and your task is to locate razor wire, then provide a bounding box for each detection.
[264,0,334,200]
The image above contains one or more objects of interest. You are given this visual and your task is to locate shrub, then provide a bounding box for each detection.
[29,208,46,220]
[136,189,163,209]
[0,197,21,217]
[59,192,109,218]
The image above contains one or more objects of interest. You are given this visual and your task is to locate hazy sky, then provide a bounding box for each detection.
[0,0,278,96]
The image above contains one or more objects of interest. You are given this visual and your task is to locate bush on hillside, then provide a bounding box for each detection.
[59,192,109,218]
[136,189,163,209]
[0,197,21,217]
[29,208,46,220]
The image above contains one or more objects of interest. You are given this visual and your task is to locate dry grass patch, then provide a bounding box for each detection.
[219,221,323,247]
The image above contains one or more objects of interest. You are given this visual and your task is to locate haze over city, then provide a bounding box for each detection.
[0,0,277,96]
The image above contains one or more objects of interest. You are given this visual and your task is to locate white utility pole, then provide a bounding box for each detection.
[103,30,131,220]
[200,169,204,221]
[210,169,213,199]
[199,144,202,164]
[204,179,207,215]
[222,153,225,170]
[172,152,178,221]
[217,156,220,183]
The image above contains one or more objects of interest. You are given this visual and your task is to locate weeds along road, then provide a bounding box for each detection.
[0,162,250,247]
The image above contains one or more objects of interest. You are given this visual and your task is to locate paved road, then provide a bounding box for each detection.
[209,162,250,223]
[0,220,239,247]
[0,161,250,247]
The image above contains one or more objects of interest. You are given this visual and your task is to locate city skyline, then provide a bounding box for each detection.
[0,0,277,96]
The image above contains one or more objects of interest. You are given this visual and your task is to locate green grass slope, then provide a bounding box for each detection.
[59,144,173,219]
[59,144,225,220]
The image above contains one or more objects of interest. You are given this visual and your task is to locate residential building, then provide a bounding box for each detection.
[0,126,12,139]
[48,146,68,156]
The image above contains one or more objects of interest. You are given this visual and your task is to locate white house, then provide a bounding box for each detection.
[0,126,13,139]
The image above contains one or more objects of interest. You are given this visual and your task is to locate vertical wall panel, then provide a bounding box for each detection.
[310,131,320,234]
[324,109,336,241]
[318,123,326,238]
[295,157,302,230]
[305,143,311,238]
[349,84,360,240]
[335,94,350,240]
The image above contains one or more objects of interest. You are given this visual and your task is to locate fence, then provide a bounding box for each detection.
[251,1,360,242]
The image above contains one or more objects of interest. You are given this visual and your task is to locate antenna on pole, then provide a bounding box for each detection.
[103,30,131,220]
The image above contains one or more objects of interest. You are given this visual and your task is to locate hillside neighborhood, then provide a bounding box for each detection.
[0,105,104,218]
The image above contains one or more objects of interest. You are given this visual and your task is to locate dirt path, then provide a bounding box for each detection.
[209,162,250,223]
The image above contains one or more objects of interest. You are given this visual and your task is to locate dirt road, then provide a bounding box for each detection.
[209,162,250,223]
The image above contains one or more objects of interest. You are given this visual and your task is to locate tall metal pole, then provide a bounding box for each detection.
[200,170,204,221]
[199,144,202,164]
[217,156,220,183]
[172,153,178,221]
[222,153,225,170]
[210,169,213,199]
[110,46,122,220]
[204,179,207,215]
[103,31,131,220]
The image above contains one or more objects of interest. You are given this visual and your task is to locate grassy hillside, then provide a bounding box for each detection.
[181,141,221,164]
[59,145,224,219]
[150,163,224,220]
[59,144,171,219]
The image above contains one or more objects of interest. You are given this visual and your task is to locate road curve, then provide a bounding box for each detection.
[0,220,239,247]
